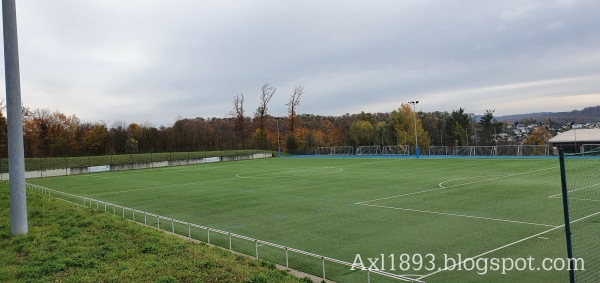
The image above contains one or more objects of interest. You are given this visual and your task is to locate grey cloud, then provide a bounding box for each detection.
[1,0,599,125]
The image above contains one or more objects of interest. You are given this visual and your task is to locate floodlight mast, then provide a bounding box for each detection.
[408,101,419,158]
[2,0,28,235]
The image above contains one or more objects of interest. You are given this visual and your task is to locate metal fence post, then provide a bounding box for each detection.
[157,216,160,229]
[171,219,174,233]
[188,223,191,238]
[207,228,210,244]
[228,233,232,250]
[285,247,289,268]
[255,240,259,259]
[144,212,147,225]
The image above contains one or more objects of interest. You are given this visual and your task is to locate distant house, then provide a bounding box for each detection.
[549,129,600,153]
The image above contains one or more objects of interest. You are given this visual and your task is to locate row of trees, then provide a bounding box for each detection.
[0,86,552,158]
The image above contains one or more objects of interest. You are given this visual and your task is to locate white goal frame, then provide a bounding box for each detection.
[356,145,381,155]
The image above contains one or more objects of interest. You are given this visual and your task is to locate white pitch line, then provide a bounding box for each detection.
[357,203,556,227]
[548,196,600,202]
[358,167,558,205]
[236,167,343,179]
[547,182,600,198]
[438,167,558,189]
[417,209,600,281]
[356,188,444,205]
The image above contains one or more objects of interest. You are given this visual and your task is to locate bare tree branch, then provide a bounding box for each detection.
[286,85,304,132]
[231,93,246,146]
[255,83,276,148]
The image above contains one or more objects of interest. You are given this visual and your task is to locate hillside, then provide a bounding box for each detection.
[496,105,600,124]
[0,183,307,283]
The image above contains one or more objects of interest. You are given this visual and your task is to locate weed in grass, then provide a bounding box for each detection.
[154,275,178,283]
[245,274,269,283]
[66,255,99,268]
[197,259,219,269]
[141,243,159,254]
[236,254,247,262]
[59,227,79,238]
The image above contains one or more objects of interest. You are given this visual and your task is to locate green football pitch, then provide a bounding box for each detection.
[29,157,574,282]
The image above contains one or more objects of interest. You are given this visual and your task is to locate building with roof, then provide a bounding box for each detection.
[549,128,600,153]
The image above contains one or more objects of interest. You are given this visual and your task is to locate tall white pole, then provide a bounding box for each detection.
[3,0,28,235]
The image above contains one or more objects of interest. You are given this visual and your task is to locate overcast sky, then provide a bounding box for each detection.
[2,0,600,126]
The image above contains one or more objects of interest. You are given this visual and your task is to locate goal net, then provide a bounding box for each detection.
[332,146,353,155]
[314,147,333,155]
[582,144,600,153]
[452,146,473,156]
[519,145,549,156]
[314,146,353,155]
[356,146,380,155]
[427,146,449,156]
[381,145,409,155]
[559,148,600,282]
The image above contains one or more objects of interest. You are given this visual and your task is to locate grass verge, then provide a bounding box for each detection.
[0,182,307,283]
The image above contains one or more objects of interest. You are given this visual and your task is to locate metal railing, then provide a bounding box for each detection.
[312,145,550,157]
[27,183,423,283]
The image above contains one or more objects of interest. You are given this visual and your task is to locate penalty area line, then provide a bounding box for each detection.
[356,203,556,227]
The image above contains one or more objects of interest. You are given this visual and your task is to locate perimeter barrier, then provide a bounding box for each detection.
[313,145,550,157]
[0,149,273,180]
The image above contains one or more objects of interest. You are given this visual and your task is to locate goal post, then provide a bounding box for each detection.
[381,145,409,155]
[314,146,353,155]
[427,146,449,156]
[356,145,380,155]
[332,146,353,155]
[314,147,333,155]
